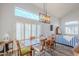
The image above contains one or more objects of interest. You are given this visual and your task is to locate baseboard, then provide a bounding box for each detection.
[56,42,73,48]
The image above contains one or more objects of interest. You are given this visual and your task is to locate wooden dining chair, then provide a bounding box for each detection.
[5,40,14,56]
[0,41,5,56]
[73,45,79,56]
[14,40,32,56]
[45,36,55,49]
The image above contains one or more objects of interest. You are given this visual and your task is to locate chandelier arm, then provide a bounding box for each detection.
[43,3,47,15]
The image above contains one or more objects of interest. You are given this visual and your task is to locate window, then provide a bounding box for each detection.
[37,25,41,38]
[65,21,78,25]
[15,7,39,20]
[25,24,31,39]
[32,24,37,37]
[16,23,40,40]
[16,23,24,40]
[65,21,79,35]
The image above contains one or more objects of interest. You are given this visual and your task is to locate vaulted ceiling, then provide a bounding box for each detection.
[33,3,79,18]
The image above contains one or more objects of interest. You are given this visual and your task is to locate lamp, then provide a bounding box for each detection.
[39,3,51,24]
[3,33,10,41]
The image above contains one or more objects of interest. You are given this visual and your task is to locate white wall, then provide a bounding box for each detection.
[0,4,15,40]
[0,4,2,39]
[60,9,79,34]
[41,16,59,37]
[0,3,59,40]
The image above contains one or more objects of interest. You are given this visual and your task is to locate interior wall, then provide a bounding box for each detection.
[0,3,59,40]
[60,9,79,34]
[0,4,15,40]
[0,4,2,39]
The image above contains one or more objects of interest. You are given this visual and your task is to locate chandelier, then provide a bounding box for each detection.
[39,3,51,24]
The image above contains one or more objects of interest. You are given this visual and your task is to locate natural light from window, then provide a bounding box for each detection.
[65,21,78,25]
[15,7,39,20]
[16,23,41,40]
[65,21,79,35]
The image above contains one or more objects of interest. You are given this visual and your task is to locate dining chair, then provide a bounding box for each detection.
[14,40,32,56]
[45,36,55,49]
[0,41,5,56]
[73,45,79,56]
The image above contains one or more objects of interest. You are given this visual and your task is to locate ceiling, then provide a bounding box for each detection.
[33,3,79,18]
